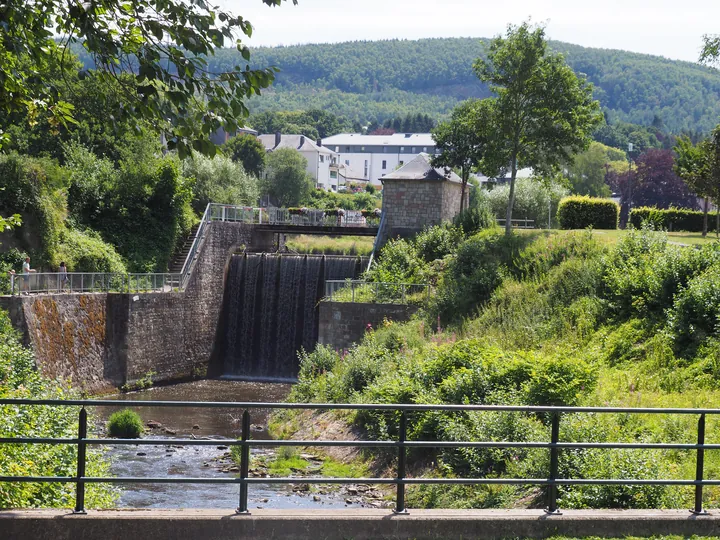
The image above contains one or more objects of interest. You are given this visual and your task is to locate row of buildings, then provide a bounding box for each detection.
[258,132,439,191]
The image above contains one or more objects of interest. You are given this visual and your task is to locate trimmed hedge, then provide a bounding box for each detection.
[629,207,719,233]
[557,196,619,230]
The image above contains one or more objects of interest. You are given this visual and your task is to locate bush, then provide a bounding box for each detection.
[107,409,144,438]
[453,205,495,236]
[483,177,569,229]
[55,228,127,273]
[630,206,719,233]
[670,264,720,354]
[557,196,619,229]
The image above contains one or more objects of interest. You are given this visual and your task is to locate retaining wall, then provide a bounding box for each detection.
[318,301,419,351]
[0,221,256,393]
[3,509,720,540]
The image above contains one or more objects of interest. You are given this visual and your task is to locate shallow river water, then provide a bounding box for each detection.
[94,379,347,509]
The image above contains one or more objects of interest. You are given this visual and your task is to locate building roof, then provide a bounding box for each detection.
[321,133,435,147]
[258,134,336,155]
[381,153,462,184]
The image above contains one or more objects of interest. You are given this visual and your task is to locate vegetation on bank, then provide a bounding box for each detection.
[278,219,720,510]
[0,309,115,508]
[286,235,374,257]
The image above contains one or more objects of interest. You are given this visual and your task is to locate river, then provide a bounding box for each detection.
[94,379,347,509]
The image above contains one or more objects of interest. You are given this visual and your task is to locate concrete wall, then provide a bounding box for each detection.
[318,301,419,351]
[5,508,720,540]
[0,221,257,393]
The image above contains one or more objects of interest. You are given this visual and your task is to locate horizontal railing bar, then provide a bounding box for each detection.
[5,399,720,415]
[3,438,719,451]
[4,476,720,486]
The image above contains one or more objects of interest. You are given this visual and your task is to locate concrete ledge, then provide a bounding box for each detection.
[3,509,720,539]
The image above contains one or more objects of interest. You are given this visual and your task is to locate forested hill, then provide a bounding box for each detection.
[210,37,720,133]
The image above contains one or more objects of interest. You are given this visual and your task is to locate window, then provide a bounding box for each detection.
[411,147,416,153]
[423,147,427,152]
[330,171,337,179]
[335,146,339,152]
[364,160,368,178]
[400,146,404,152]
[361,146,365,151]
[399,161,404,166]
[382,160,387,170]
[383,146,387,153]
[345,146,350,152]
[345,159,350,165]
[319,155,324,163]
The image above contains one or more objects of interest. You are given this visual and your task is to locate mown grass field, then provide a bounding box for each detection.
[516,228,720,246]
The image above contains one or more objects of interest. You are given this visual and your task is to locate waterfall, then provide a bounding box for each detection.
[215,254,362,379]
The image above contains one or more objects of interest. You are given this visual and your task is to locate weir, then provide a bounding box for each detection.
[213,254,363,379]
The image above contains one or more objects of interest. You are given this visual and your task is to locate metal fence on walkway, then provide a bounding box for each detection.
[0,399,716,515]
[9,273,181,295]
[206,203,380,228]
[324,280,431,304]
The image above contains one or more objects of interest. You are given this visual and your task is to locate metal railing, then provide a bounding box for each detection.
[324,280,431,304]
[0,399,718,514]
[497,218,535,229]
[9,273,181,295]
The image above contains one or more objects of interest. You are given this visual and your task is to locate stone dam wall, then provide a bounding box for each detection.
[0,221,257,393]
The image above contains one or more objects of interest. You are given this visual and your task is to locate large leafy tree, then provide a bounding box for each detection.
[0,0,294,157]
[675,129,720,237]
[701,34,720,65]
[471,22,602,235]
[223,134,267,177]
[432,99,495,212]
[566,142,625,197]
[263,148,313,207]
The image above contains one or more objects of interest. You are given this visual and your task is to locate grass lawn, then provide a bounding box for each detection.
[516,228,720,246]
[286,234,375,256]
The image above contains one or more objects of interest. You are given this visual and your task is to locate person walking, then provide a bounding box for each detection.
[59,261,68,291]
[22,257,36,295]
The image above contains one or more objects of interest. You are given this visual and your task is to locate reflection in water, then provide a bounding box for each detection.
[94,380,347,509]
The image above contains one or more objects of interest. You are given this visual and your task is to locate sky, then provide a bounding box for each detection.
[217,0,719,63]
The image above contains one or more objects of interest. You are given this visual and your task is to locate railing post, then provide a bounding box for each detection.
[394,410,408,514]
[10,274,14,295]
[546,412,561,514]
[692,413,707,515]
[237,409,251,514]
[74,407,88,514]
[401,284,406,304]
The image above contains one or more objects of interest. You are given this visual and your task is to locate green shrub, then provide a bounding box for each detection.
[55,228,127,273]
[483,177,569,229]
[453,205,495,236]
[630,206,719,233]
[107,409,144,438]
[670,264,720,354]
[557,196,619,229]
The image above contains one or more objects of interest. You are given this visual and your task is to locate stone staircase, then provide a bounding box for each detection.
[168,222,200,277]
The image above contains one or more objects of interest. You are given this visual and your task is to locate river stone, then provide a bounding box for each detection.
[146,421,162,429]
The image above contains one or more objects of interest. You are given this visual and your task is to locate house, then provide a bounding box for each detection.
[320,133,437,187]
[379,153,468,241]
[258,133,340,191]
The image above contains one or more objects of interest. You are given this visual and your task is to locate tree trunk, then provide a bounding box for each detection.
[460,168,467,214]
[703,197,709,238]
[505,158,518,236]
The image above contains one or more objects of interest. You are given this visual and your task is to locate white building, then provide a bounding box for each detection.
[321,133,437,187]
[258,134,340,191]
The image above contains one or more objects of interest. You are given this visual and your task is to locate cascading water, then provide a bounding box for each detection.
[214,254,362,379]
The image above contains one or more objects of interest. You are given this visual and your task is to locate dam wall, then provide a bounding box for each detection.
[0,221,257,393]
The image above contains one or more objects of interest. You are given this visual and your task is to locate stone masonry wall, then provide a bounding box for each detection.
[382,179,444,237]
[441,181,467,221]
[318,301,419,352]
[0,221,256,393]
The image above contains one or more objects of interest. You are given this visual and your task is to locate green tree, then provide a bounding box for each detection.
[0,0,294,157]
[566,142,625,197]
[263,148,313,207]
[674,131,720,237]
[183,153,260,214]
[432,99,495,212]
[473,22,602,235]
[700,34,720,65]
[223,134,267,178]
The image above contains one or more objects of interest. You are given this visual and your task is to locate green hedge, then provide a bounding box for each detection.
[557,196,619,230]
[629,207,718,233]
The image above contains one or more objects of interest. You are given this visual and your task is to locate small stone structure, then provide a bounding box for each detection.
[318,301,419,352]
[379,153,468,239]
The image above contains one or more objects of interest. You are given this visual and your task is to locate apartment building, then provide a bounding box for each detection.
[258,133,340,190]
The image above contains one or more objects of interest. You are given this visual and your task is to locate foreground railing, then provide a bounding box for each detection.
[9,273,181,295]
[324,280,431,304]
[0,399,716,514]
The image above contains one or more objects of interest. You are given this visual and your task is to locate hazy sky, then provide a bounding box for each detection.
[218,0,719,63]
